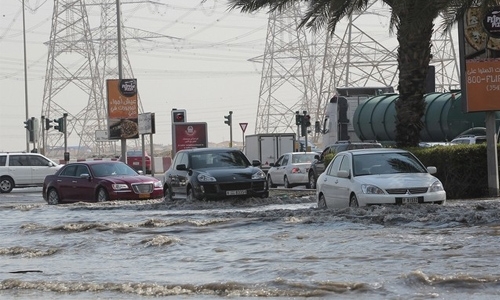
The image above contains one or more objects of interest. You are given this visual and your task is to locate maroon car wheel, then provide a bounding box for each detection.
[97,188,109,202]
[47,189,60,205]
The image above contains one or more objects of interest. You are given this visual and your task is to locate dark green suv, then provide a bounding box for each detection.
[306,141,382,189]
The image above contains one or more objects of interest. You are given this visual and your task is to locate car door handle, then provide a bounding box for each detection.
[72,180,78,183]
[335,179,339,184]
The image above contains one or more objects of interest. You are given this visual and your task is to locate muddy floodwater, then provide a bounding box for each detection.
[1,189,500,299]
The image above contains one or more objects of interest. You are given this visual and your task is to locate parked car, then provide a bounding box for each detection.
[316,148,446,208]
[307,141,382,189]
[43,160,163,204]
[267,152,317,188]
[163,148,268,201]
[0,152,62,193]
[123,150,152,174]
[450,135,487,145]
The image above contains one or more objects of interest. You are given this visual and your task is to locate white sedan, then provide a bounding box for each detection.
[267,152,317,188]
[316,148,446,208]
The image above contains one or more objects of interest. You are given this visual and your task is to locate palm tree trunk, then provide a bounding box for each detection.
[395,14,434,147]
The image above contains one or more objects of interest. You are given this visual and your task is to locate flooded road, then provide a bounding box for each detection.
[1,188,500,299]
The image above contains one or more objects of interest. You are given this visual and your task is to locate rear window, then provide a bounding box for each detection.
[0,155,6,166]
[350,143,382,149]
[127,151,147,157]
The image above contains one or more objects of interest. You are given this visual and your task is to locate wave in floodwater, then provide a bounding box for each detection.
[2,192,500,299]
[2,271,500,299]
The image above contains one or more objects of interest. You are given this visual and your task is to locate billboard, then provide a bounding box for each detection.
[106,79,139,139]
[172,122,208,155]
[460,5,500,112]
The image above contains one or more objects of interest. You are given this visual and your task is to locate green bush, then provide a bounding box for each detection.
[324,152,335,169]
[407,144,494,199]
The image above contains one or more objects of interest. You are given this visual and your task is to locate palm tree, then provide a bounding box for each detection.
[228,0,498,147]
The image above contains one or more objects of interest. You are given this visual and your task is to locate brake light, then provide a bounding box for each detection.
[291,167,301,173]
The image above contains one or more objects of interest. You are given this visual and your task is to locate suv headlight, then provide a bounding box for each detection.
[429,180,444,192]
[252,170,266,180]
[198,173,216,182]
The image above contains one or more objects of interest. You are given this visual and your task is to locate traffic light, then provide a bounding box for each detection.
[45,118,53,130]
[295,111,303,125]
[172,110,186,122]
[24,118,33,131]
[304,115,311,127]
[224,111,232,126]
[54,117,65,133]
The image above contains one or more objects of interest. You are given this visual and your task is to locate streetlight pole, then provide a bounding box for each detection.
[22,0,30,152]
[116,0,126,163]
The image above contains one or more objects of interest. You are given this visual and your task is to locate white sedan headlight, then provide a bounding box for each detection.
[252,170,266,180]
[361,184,385,194]
[429,180,444,192]
[112,183,128,190]
[198,173,216,182]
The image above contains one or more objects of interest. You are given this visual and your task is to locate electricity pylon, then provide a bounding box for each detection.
[253,1,460,143]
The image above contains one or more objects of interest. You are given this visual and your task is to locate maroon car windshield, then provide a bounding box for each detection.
[90,163,139,177]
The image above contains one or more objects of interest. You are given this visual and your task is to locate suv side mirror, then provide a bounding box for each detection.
[252,160,261,167]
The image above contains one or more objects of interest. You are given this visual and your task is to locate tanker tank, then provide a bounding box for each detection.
[353,92,499,142]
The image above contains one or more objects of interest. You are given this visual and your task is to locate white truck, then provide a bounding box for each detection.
[244,133,296,172]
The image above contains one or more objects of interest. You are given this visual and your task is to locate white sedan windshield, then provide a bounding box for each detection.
[353,152,427,176]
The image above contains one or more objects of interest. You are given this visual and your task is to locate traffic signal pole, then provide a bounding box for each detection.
[224,111,233,147]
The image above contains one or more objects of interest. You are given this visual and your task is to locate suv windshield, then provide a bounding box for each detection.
[190,151,250,169]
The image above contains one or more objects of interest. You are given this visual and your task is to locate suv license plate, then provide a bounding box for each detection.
[227,190,247,196]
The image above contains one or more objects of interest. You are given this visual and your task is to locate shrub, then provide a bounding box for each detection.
[408,144,493,199]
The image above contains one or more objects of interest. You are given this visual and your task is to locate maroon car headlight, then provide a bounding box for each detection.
[153,181,162,188]
[112,183,129,190]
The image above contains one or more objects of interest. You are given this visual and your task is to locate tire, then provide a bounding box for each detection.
[318,194,327,209]
[349,194,359,207]
[284,176,291,189]
[267,175,277,188]
[186,187,194,201]
[47,188,60,205]
[308,172,316,190]
[0,177,14,193]
[164,185,172,201]
[96,188,109,202]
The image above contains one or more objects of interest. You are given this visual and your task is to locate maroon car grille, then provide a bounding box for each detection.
[385,187,428,194]
[132,183,153,194]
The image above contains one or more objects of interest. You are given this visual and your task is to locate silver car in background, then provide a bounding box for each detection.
[267,152,317,188]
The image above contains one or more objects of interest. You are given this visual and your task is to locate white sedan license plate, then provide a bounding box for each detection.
[226,190,247,196]
[402,197,419,204]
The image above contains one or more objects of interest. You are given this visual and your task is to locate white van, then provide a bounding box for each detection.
[0,153,62,193]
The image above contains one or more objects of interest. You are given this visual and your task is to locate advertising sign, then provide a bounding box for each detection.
[460,5,500,112]
[138,112,156,135]
[172,122,208,155]
[106,79,139,139]
[95,130,108,142]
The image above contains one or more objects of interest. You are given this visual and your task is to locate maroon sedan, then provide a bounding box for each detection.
[42,161,163,205]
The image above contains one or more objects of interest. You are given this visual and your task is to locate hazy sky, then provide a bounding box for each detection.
[1,0,270,152]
